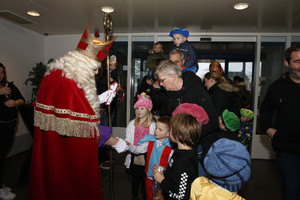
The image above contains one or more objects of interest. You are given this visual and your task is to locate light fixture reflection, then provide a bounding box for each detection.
[233,3,249,10]
[101,6,114,13]
[27,10,40,16]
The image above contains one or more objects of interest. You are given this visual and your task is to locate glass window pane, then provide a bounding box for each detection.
[256,39,286,135]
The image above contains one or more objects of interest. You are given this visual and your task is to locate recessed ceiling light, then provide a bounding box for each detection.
[27,10,40,16]
[233,3,249,10]
[101,6,114,13]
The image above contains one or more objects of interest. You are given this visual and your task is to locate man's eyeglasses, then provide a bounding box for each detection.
[159,77,167,83]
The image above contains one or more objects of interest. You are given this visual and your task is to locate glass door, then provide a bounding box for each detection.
[251,36,286,159]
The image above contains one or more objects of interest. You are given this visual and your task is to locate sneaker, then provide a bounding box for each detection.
[2,185,12,192]
[99,161,111,170]
[0,188,16,200]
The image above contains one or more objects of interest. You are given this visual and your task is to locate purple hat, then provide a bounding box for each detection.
[172,103,209,125]
[169,27,189,38]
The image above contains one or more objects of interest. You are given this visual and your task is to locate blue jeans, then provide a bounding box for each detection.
[276,152,300,200]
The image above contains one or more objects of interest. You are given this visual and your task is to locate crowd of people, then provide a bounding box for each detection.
[1,23,299,200]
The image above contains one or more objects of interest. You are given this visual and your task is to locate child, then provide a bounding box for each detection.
[146,42,168,71]
[124,93,156,200]
[153,104,209,200]
[169,27,199,73]
[190,138,251,200]
[145,42,168,81]
[238,108,254,148]
[171,103,210,177]
[200,109,241,164]
[219,109,241,134]
[128,116,173,200]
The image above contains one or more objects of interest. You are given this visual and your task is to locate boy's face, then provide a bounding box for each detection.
[153,44,163,53]
[240,114,251,122]
[172,33,187,47]
[155,122,170,142]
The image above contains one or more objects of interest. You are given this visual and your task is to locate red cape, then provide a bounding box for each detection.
[28,69,103,200]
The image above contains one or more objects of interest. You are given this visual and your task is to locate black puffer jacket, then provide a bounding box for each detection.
[207,82,241,116]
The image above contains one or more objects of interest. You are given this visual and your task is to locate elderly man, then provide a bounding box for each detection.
[169,49,185,68]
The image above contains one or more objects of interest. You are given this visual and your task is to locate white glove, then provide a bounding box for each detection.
[112,137,129,153]
[98,90,115,104]
[124,154,131,169]
[98,83,119,105]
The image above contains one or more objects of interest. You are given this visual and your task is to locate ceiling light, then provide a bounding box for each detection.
[233,3,249,10]
[101,6,114,13]
[27,10,40,16]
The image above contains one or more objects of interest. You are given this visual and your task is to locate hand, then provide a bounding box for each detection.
[152,80,160,88]
[0,86,11,95]
[126,141,131,147]
[105,136,119,146]
[98,90,116,105]
[4,100,17,107]
[266,128,277,139]
[153,166,165,183]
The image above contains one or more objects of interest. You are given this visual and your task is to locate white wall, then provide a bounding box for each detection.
[45,34,81,61]
[44,33,110,61]
[0,18,45,156]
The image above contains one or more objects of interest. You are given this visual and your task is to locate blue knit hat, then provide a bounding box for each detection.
[169,27,189,38]
[204,138,251,192]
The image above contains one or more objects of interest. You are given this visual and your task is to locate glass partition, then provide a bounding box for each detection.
[109,41,128,127]
[256,37,286,135]
[130,38,154,119]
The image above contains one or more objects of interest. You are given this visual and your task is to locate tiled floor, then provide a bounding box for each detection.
[4,150,282,200]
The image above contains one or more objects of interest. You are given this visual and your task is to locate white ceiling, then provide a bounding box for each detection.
[1,0,300,35]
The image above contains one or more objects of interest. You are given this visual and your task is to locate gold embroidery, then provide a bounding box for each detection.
[36,102,98,120]
[34,110,99,138]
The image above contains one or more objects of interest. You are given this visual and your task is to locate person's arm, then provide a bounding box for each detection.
[4,99,24,107]
[259,83,277,138]
[0,86,11,95]
[149,84,163,111]
[129,141,149,154]
[197,90,219,138]
[4,83,25,107]
[182,44,197,69]
[105,136,129,153]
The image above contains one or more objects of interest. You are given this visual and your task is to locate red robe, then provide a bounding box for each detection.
[28,69,102,200]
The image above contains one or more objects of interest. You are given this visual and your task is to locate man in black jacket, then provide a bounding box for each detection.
[260,44,300,200]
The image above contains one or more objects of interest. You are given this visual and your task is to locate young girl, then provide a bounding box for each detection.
[124,93,156,200]
[153,104,209,200]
